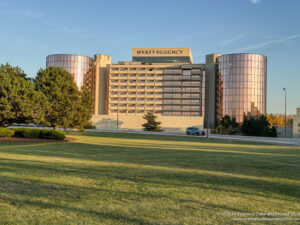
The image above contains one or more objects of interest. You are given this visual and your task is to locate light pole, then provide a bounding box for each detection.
[283,88,286,138]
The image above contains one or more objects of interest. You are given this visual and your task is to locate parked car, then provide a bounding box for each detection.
[186,127,206,136]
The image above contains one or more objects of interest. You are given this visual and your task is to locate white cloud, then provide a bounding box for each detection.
[249,0,262,4]
[231,34,300,52]
[0,9,43,19]
[221,34,245,45]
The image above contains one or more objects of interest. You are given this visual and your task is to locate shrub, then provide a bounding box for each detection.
[40,129,65,140]
[0,128,15,138]
[242,115,277,137]
[13,128,40,138]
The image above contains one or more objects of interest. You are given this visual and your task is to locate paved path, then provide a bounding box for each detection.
[87,129,300,147]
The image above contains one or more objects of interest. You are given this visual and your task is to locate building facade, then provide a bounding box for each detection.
[293,108,300,138]
[46,48,267,131]
[216,53,267,123]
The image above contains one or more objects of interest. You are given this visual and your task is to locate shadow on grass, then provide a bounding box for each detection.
[0,155,299,201]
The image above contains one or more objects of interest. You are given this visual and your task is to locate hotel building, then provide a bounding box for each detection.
[46,48,267,131]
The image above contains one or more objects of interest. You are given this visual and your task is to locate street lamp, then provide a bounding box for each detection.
[283,88,287,138]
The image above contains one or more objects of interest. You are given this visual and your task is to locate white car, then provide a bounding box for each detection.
[186,127,206,136]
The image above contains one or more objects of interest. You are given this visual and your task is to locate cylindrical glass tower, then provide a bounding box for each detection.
[217,53,267,123]
[46,54,95,90]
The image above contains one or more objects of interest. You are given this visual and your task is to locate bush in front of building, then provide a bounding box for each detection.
[13,128,41,138]
[39,129,66,140]
[12,128,66,140]
[0,128,15,137]
[241,115,277,137]
[215,115,240,135]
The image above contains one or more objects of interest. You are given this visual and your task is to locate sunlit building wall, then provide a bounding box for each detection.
[217,53,267,123]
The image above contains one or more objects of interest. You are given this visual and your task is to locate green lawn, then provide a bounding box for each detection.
[0,132,299,225]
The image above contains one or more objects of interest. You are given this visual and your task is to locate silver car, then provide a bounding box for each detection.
[186,127,206,136]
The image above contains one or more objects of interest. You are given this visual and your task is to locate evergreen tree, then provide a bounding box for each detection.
[142,112,163,131]
[216,115,239,135]
[35,67,93,130]
[0,63,46,127]
[241,115,277,137]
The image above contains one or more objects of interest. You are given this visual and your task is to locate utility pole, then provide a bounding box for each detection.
[283,88,287,138]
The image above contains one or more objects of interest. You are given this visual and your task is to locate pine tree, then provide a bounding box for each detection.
[142,112,163,131]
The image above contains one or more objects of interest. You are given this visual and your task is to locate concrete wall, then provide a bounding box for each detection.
[275,126,293,138]
[205,54,221,128]
[292,108,300,138]
[92,114,203,133]
[94,54,111,115]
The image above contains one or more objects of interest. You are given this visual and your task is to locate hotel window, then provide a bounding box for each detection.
[182,69,191,77]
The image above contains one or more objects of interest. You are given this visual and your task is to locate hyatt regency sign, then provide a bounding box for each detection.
[132,48,191,57]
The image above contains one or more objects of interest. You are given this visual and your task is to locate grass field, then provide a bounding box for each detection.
[0,132,299,225]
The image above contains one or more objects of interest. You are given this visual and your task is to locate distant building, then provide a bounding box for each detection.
[46,48,267,131]
[292,108,300,138]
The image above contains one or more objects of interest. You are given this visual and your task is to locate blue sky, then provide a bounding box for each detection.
[0,0,299,114]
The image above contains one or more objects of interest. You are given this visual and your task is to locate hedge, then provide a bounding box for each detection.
[13,128,40,138]
[0,128,15,138]
[39,129,65,140]
[11,128,65,140]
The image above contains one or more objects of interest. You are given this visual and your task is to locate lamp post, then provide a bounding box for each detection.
[283,88,286,138]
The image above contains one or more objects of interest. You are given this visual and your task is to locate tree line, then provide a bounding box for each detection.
[0,63,93,130]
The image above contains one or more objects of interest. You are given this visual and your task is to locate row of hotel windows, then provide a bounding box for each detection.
[109,96,202,101]
[163,112,201,116]
[163,106,201,110]
[110,98,200,106]
[110,93,202,98]
[111,68,164,71]
[111,81,162,84]
[111,86,162,89]
[110,104,161,107]
[111,74,163,78]
[163,88,201,92]
[164,75,201,80]
[110,92,162,95]
[164,81,201,86]
[110,74,163,80]
[163,94,201,98]
[108,110,201,116]
[110,98,161,101]
[110,110,162,114]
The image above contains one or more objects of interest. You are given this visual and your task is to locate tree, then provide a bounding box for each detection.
[0,63,46,127]
[35,67,93,130]
[142,112,163,131]
[266,114,285,127]
[215,115,239,135]
[241,115,277,137]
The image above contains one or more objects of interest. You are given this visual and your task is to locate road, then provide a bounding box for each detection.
[87,129,300,147]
